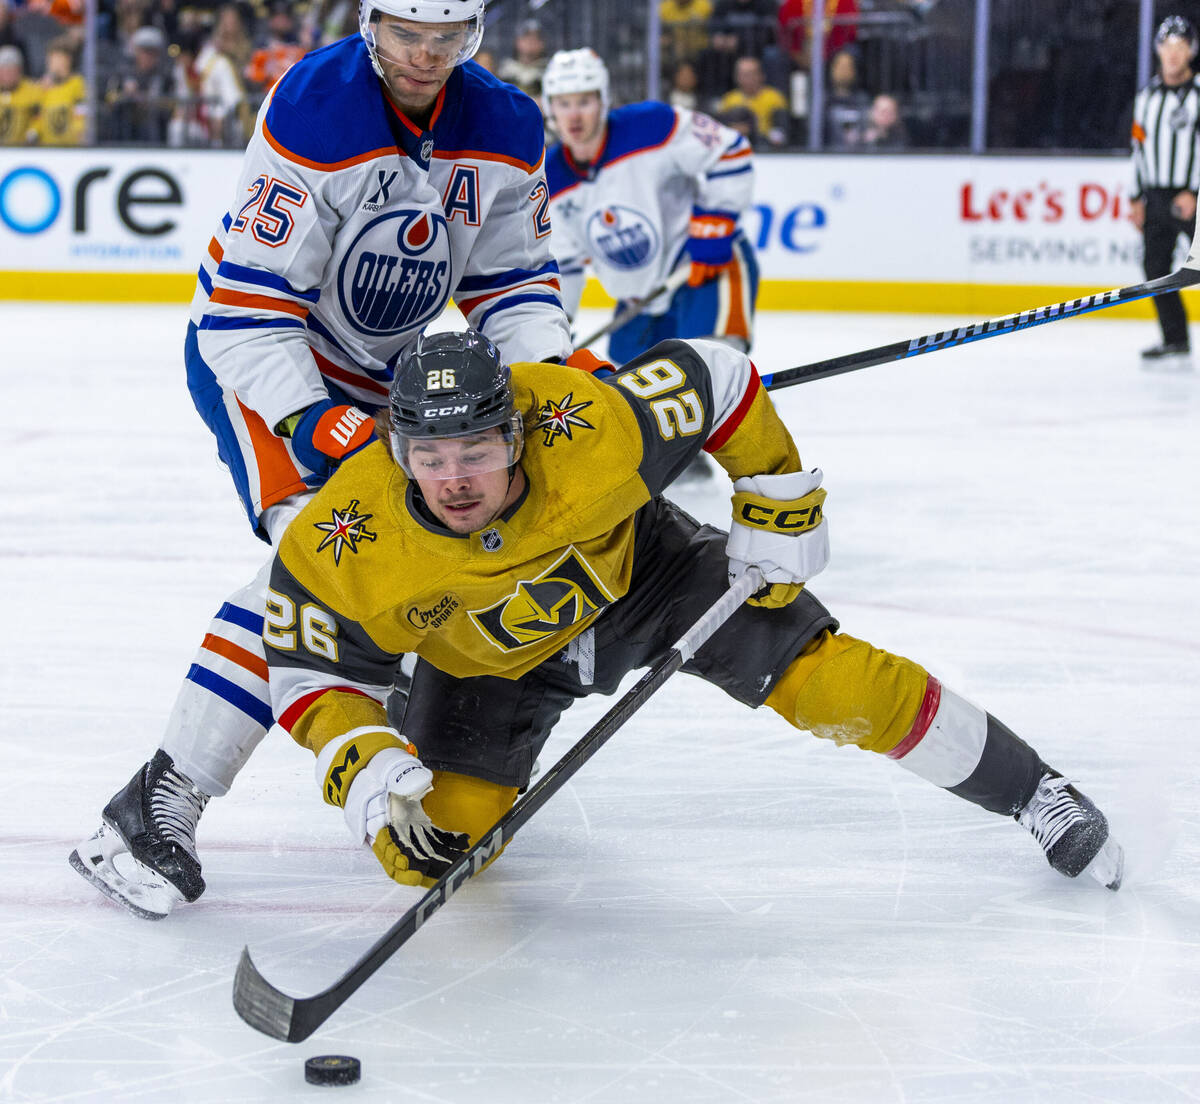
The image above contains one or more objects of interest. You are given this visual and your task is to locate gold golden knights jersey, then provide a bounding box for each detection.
[265,338,801,762]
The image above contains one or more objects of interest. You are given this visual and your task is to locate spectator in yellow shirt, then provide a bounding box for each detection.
[717,55,788,148]
[36,39,85,144]
[0,43,40,145]
[659,0,712,66]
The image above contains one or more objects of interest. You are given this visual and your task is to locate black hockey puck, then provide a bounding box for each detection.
[304,1054,361,1086]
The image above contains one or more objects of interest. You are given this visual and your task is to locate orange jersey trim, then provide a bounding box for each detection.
[456,276,561,317]
[723,252,750,340]
[433,147,544,174]
[552,118,679,202]
[209,288,310,318]
[236,396,309,507]
[262,117,397,171]
[201,634,270,681]
[312,348,390,399]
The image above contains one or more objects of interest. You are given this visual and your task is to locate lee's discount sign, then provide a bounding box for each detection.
[0,147,1146,294]
[748,153,1145,287]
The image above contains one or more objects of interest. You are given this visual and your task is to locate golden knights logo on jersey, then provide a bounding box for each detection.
[468,546,614,651]
[533,392,594,446]
[314,499,377,564]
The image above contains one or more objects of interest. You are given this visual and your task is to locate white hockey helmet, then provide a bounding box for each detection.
[359,0,486,78]
[542,48,610,114]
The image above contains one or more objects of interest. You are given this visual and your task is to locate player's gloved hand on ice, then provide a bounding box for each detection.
[563,348,615,378]
[685,209,738,287]
[280,399,375,479]
[726,469,829,608]
[320,730,468,887]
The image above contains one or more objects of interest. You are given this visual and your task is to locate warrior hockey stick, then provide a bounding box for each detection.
[233,566,764,1043]
[574,265,692,349]
[758,266,1200,393]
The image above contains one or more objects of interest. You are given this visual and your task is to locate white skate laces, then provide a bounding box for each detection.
[1017,770,1123,890]
[149,763,209,859]
[1018,773,1085,853]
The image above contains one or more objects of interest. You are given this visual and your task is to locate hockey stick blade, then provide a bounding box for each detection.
[760,268,1200,392]
[232,568,763,1043]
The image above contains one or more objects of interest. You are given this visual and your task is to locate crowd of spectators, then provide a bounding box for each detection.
[0,0,1131,152]
[658,0,929,149]
[0,0,86,144]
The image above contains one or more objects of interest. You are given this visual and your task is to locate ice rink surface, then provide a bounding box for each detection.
[1,301,1198,1103]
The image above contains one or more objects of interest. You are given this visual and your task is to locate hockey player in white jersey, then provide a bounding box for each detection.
[542,49,759,367]
[70,0,576,920]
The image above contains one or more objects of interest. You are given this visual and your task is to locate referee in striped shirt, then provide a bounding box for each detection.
[1131,15,1200,362]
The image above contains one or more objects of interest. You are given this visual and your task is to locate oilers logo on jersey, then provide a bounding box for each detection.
[586,205,660,270]
[468,547,614,651]
[338,209,451,337]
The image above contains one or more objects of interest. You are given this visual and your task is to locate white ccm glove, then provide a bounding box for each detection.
[726,469,830,608]
[316,728,468,886]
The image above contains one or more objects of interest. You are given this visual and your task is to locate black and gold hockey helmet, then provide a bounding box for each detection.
[389,329,524,478]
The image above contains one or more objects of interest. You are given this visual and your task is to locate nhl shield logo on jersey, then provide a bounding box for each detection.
[314,499,377,564]
[468,547,614,651]
[585,204,660,270]
[337,209,451,337]
[534,393,594,445]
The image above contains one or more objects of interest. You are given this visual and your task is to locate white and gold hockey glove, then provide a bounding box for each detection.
[316,728,468,887]
[726,469,830,608]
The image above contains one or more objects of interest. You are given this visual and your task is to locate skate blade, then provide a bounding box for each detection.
[1084,836,1124,891]
[1140,354,1192,373]
[69,825,183,920]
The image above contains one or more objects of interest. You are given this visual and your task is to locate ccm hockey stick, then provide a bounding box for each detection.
[758,259,1200,393]
[574,265,692,349]
[233,567,764,1043]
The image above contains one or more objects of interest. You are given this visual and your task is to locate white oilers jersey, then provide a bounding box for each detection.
[545,101,753,314]
[188,37,572,431]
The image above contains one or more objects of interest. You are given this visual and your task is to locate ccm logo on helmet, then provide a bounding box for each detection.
[738,501,824,531]
[423,405,470,418]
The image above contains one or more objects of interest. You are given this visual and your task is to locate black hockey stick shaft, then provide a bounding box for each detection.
[574,265,691,349]
[759,267,1200,393]
[233,567,764,1043]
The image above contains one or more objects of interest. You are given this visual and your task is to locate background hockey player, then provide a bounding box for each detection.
[543,47,760,480]
[543,48,758,364]
[262,329,1125,899]
[70,0,577,920]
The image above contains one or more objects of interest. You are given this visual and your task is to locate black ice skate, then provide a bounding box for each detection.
[1016,768,1123,890]
[1140,341,1190,359]
[69,750,210,920]
[1140,342,1192,372]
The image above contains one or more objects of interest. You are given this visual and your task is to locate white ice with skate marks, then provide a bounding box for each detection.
[0,302,1197,1102]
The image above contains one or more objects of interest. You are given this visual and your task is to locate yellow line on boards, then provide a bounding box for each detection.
[2,271,1195,320]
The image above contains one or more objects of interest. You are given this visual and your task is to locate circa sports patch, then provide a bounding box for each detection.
[533,392,595,445]
[314,499,377,564]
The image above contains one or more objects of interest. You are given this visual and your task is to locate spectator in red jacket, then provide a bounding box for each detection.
[778,0,858,68]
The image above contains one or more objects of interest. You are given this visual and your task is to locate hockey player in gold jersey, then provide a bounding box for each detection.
[263,330,1125,892]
